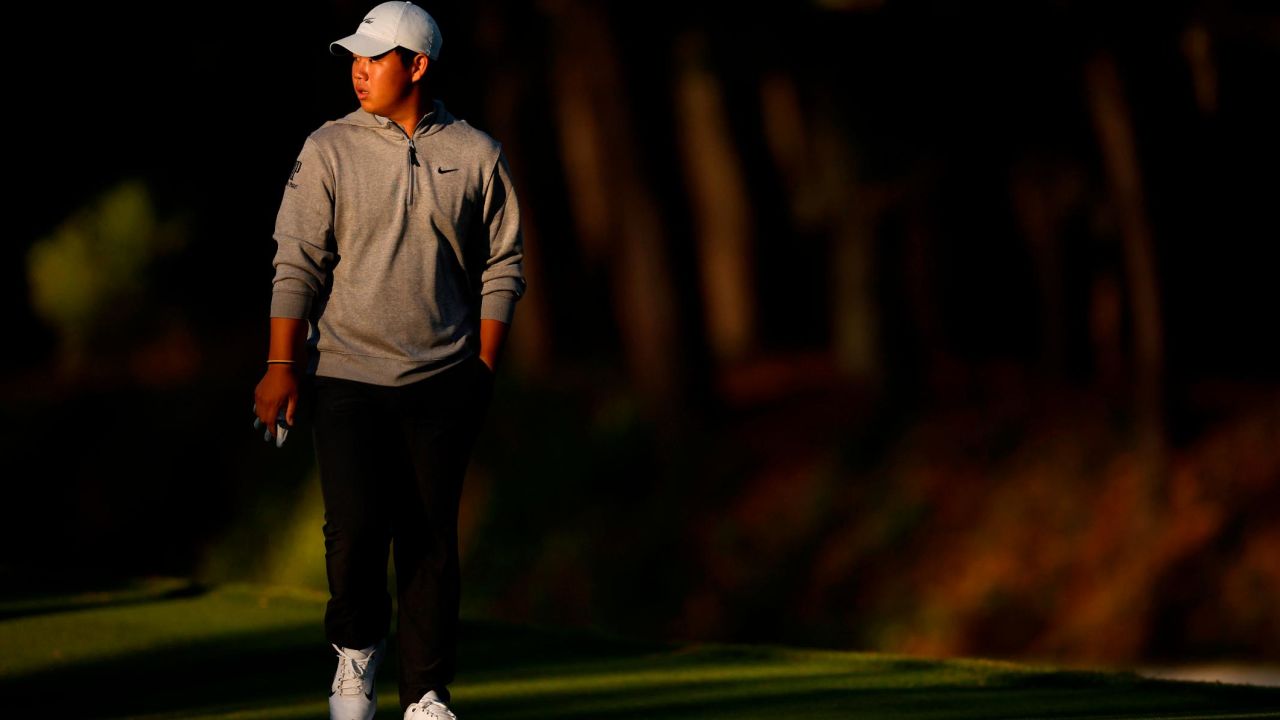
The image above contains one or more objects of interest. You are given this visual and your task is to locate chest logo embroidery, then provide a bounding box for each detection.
[437,167,459,174]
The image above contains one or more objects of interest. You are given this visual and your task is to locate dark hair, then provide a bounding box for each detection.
[394,46,426,71]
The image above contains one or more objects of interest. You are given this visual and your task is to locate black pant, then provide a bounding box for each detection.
[309,353,493,711]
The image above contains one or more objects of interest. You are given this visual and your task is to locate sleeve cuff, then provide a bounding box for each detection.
[480,290,518,324]
[270,290,312,319]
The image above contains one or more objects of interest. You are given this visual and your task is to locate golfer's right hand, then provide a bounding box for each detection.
[253,366,299,440]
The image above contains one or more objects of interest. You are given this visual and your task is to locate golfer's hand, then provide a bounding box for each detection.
[253,366,298,442]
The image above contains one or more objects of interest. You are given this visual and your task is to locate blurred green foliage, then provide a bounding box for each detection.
[26,179,187,372]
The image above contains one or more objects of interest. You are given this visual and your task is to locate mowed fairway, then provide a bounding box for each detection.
[2,578,1277,719]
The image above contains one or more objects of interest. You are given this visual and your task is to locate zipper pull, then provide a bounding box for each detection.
[407,138,418,206]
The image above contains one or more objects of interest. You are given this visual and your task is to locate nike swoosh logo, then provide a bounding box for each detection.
[437,167,459,174]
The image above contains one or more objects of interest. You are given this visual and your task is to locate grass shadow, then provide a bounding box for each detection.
[0,577,210,622]
[1,581,1278,719]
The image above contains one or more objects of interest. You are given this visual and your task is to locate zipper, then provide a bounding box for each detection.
[391,122,420,207]
[408,137,418,206]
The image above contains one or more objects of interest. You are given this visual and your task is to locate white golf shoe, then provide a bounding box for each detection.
[329,638,385,720]
[404,689,458,719]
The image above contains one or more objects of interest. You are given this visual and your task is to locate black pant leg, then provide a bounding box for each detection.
[391,356,494,710]
[311,376,398,651]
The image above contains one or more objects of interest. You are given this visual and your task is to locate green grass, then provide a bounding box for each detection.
[1,578,1278,719]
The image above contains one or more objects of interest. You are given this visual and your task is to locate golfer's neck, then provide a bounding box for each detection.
[390,89,435,137]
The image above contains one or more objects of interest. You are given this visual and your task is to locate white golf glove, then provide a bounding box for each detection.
[252,402,290,448]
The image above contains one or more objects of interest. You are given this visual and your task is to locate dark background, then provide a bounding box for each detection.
[4,0,1278,669]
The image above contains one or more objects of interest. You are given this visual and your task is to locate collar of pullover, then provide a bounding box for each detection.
[335,97,452,138]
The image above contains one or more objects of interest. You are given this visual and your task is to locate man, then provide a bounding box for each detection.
[251,2,526,718]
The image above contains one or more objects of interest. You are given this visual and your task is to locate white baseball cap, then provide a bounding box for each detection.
[329,1,442,61]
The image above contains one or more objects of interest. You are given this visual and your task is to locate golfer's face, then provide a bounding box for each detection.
[351,50,409,111]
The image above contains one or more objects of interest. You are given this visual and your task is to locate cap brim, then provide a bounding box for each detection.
[329,33,397,58]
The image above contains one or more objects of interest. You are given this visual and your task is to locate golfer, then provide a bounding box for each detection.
[251,2,526,718]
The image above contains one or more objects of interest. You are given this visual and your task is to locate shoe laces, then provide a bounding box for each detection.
[333,647,375,697]
[408,696,457,719]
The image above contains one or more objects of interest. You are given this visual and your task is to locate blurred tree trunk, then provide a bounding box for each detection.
[544,0,686,416]
[1180,18,1218,118]
[673,30,757,366]
[1010,153,1085,382]
[816,91,882,388]
[760,78,882,387]
[1085,49,1167,468]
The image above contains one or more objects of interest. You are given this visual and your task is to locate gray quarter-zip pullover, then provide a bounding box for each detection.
[269,97,526,386]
